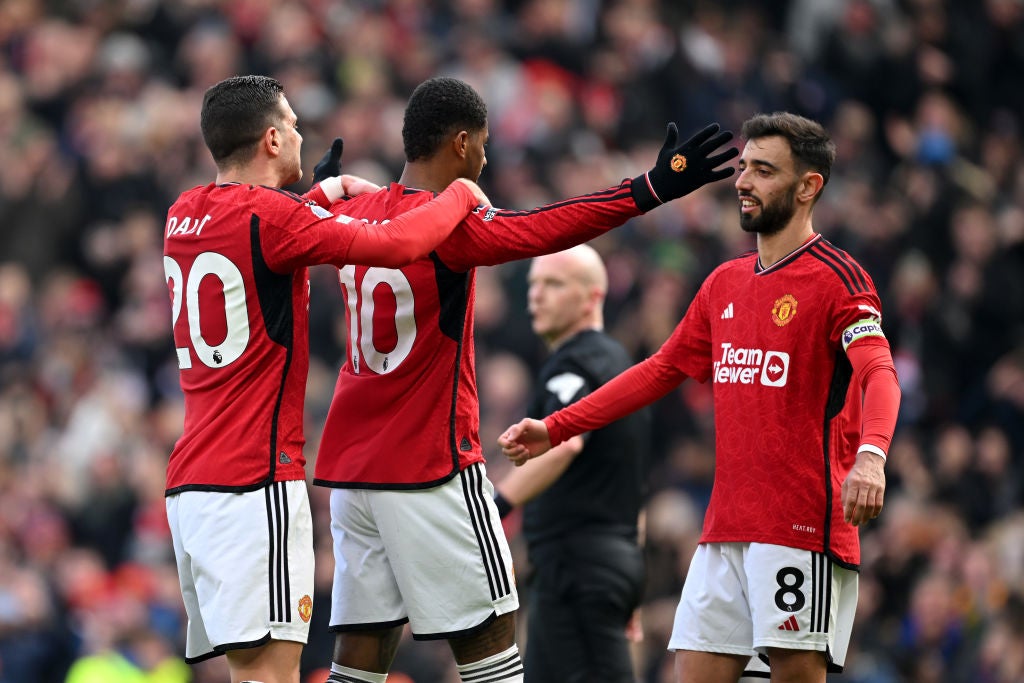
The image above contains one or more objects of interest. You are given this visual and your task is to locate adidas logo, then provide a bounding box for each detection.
[279,451,292,464]
[778,615,799,631]
[721,302,734,319]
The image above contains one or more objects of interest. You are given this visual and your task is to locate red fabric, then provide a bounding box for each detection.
[314,180,642,487]
[848,339,901,455]
[163,182,470,491]
[538,234,901,566]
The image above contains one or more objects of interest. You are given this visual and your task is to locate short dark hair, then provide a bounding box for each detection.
[402,77,487,162]
[741,112,836,188]
[201,75,285,167]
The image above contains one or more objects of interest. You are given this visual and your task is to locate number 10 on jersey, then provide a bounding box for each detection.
[338,265,417,375]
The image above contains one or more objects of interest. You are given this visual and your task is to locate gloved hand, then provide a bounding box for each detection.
[631,123,738,212]
[312,137,344,185]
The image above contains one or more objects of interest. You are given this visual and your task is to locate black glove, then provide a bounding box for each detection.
[631,122,738,212]
[312,137,344,185]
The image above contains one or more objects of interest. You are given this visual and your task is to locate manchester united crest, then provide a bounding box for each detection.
[771,294,798,327]
[298,595,313,623]
[670,154,687,172]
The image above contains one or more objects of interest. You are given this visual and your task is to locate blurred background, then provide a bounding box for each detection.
[0,0,1022,681]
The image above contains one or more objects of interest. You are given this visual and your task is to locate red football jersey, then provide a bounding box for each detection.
[163,181,472,492]
[657,234,887,566]
[313,181,641,487]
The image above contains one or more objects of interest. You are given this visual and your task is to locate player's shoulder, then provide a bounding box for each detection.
[253,184,308,204]
[555,330,631,377]
[802,236,876,294]
[333,182,427,214]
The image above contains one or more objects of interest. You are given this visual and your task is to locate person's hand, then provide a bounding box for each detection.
[841,450,886,526]
[498,418,552,466]
[452,178,491,207]
[631,122,738,212]
[312,137,344,184]
[340,175,381,196]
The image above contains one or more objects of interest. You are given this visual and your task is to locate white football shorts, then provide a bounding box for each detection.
[166,480,315,662]
[328,462,518,638]
[669,542,857,672]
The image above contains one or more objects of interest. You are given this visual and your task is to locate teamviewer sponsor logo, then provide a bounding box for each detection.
[712,343,790,387]
[761,351,790,387]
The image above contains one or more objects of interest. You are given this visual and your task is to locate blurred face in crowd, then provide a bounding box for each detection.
[735,135,799,236]
[528,247,604,349]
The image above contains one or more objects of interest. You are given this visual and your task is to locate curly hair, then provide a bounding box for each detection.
[201,75,284,168]
[402,77,487,162]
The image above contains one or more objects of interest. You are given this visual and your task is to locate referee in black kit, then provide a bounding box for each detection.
[495,244,651,683]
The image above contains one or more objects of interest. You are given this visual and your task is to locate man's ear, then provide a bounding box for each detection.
[452,130,470,160]
[799,171,825,204]
[264,127,281,158]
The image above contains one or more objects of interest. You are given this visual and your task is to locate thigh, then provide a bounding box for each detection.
[171,482,315,662]
[745,543,858,672]
[375,463,519,638]
[669,543,754,657]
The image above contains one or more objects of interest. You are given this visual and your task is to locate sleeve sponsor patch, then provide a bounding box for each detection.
[546,372,586,405]
[307,202,333,219]
[842,319,885,350]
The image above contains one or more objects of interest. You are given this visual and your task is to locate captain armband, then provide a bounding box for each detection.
[841,318,885,352]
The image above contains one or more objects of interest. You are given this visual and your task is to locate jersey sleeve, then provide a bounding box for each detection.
[261,181,476,272]
[302,183,332,208]
[848,341,900,457]
[544,353,688,447]
[435,179,642,272]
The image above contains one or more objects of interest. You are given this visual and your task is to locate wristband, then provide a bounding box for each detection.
[494,491,514,519]
[857,444,886,462]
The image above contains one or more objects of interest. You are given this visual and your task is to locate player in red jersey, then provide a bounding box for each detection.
[500,112,901,683]
[163,75,487,683]
[311,77,737,683]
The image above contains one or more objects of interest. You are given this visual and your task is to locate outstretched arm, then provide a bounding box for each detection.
[437,121,738,272]
[841,340,900,526]
[344,178,487,267]
[500,353,687,465]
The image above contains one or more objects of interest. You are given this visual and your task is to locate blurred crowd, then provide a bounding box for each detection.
[0,0,1022,681]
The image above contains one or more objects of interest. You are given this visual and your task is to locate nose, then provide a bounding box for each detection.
[734,167,751,191]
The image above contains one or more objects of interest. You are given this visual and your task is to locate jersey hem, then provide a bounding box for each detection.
[164,476,302,496]
[697,537,861,571]
[312,468,459,490]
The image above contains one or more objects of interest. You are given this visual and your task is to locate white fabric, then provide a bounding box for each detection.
[167,481,314,661]
[669,542,856,669]
[329,463,518,636]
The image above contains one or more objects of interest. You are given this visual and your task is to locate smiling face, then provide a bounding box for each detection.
[735,135,801,236]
